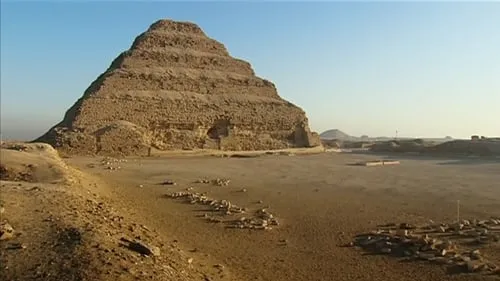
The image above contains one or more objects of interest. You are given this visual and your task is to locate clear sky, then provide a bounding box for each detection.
[1,1,499,140]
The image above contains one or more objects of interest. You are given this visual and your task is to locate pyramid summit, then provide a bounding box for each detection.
[36,19,321,155]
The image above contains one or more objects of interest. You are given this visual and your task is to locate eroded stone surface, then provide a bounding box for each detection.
[36,19,320,156]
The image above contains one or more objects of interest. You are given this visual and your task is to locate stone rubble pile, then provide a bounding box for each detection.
[227,208,279,230]
[194,178,230,186]
[194,179,211,184]
[166,191,246,215]
[0,221,15,241]
[212,178,230,186]
[165,191,279,230]
[100,157,127,164]
[351,219,500,275]
[100,157,127,171]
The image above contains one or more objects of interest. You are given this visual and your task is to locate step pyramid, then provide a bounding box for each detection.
[36,19,321,155]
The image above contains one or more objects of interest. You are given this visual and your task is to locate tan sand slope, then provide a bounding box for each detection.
[0,142,72,183]
[0,143,233,281]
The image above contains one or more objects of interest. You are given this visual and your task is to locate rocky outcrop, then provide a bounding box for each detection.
[36,19,320,156]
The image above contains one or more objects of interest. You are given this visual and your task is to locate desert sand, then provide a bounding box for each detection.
[72,151,500,280]
[2,144,500,280]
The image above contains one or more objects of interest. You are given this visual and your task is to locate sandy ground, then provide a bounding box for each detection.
[64,151,500,281]
[0,144,231,281]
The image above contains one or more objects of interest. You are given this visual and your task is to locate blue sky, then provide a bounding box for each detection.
[1,1,499,140]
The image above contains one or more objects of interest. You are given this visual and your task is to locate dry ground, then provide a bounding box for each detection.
[0,144,231,281]
[62,151,500,281]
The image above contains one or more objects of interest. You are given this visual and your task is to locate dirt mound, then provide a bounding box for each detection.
[0,142,72,183]
[36,19,320,156]
[431,140,500,156]
[370,140,428,153]
[369,139,500,156]
[1,142,60,158]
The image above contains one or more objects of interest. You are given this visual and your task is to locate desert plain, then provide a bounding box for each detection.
[2,144,499,281]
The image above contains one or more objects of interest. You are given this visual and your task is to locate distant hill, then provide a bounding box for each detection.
[319,129,358,141]
[320,129,457,143]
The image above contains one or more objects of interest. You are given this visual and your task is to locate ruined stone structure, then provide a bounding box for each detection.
[36,19,321,155]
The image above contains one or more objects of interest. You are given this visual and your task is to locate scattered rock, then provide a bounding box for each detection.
[166,191,280,230]
[471,249,482,260]
[399,222,416,230]
[350,218,500,275]
[120,237,160,256]
[396,229,409,236]
[167,192,245,215]
[214,264,224,270]
[343,241,355,247]
[29,186,41,192]
[194,177,231,186]
[195,179,210,184]
[466,260,486,273]
[161,180,176,186]
[212,178,230,186]
[5,242,26,250]
[0,222,15,241]
[208,217,222,223]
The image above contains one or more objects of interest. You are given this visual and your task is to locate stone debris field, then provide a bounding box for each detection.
[350,219,500,276]
[166,187,279,231]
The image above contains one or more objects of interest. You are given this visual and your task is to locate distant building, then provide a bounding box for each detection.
[471,135,480,141]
